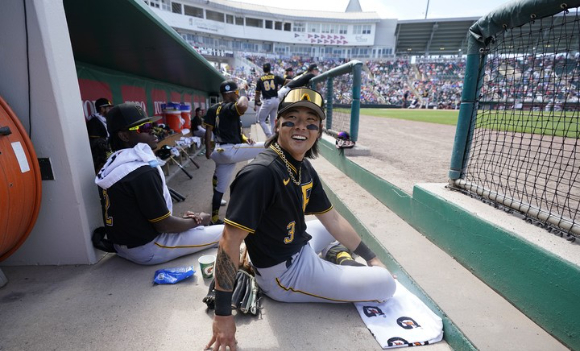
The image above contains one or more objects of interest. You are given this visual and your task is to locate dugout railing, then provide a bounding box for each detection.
[449,0,580,240]
[310,60,362,142]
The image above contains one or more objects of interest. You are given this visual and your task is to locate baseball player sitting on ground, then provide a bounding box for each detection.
[204,80,265,225]
[254,63,287,138]
[206,87,397,351]
[95,103,223,265]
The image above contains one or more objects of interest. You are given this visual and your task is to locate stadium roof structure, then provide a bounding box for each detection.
[395,17,479,56]
[202,0,381,22]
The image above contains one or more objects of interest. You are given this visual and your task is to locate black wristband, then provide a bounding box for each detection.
[354,241,376,261]
[214,290,233,316]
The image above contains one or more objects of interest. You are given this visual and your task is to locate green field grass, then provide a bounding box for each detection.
[339,108,579,138]
[358,108,460,125]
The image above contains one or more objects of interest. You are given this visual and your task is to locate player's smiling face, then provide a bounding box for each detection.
[276,106,321,161]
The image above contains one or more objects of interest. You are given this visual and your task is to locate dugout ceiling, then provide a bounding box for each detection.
[63,0,224,95]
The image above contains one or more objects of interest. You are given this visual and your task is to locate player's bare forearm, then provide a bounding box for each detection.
[316,209,362,251]
[183,211,211,226]
[214,225,247,291]
[204,128,213,159]
[152,215,203,234]
[236,96,249,115]
[214,245,238,291]
[208,225,248,350]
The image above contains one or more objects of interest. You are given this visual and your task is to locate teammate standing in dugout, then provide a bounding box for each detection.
[283,66,295,80]
[254,63,288,138]
[206,87,396,350]
[204,80,265,225]
[278,63,321,99]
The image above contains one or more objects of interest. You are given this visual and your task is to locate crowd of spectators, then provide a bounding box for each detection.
[481,54,580,110]
[218,53,579,110]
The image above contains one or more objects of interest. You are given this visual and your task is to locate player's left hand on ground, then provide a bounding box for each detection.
[206,315,237,351]
[246,138,255,145]
[367,258,398,279]
[367,257,387,269]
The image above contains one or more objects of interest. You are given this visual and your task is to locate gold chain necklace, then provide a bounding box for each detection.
[273,143,301,185]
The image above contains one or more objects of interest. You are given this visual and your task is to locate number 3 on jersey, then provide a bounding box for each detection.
[284,221,296,244]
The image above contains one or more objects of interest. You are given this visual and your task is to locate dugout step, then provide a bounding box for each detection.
[312,156,568,351]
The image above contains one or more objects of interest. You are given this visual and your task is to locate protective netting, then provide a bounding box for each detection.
[459,7,580,238]
[317,77,353,135]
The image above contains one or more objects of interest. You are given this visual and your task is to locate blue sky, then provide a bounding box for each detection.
[230,0,511,20]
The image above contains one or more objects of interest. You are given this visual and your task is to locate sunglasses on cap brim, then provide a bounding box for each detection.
[281,88,324,108]
[127,122,154,134]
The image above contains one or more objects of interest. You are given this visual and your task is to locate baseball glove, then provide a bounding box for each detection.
[202,269,262,316]
[325,243,364,266]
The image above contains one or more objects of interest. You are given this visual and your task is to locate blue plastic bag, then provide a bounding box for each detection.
[153,266,195,284]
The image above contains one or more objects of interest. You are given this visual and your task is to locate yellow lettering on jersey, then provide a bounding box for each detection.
[283,178,290,186]
[102,189,113,226]
[284,221,296,244]
[301,181,313,212]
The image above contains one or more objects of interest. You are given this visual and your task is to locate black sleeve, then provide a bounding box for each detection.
[204,105,217,128]
[222,102,241,117]
[275,75,285,86]
[255,78,264,92]
[86,118,107,138]
[287,73,314,88]
[225,164,276,233]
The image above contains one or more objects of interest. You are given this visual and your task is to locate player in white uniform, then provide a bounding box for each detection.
[206,88,396,350]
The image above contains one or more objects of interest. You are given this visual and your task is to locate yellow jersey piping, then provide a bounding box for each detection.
[154,240,219,249]
[224,219,255,234]
[149,212,171,223]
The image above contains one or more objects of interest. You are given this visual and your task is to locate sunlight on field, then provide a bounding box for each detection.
[357,108,460,125]
[351,108,579,138]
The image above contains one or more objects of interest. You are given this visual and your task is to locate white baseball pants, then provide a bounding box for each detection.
[210,142,265,193]
[256,97,280,138]
[114,224,224,265]
[254,220,397,303]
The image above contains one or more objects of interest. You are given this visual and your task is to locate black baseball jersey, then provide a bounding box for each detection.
[191,114,203,131]
[99,165,169,248]
[86,115,108,139]
[287,72,316,89]
[203,102,243,144]
[256,74,285,99]
[224,145,333,268]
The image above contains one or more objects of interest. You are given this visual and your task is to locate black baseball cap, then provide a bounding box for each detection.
[307,64,319,72]
[285,67,293,72]
[95,98,113,110]
[220,80,238,94]
[263,63,271,72]
[278,87,325,120]
[106,103,161,135]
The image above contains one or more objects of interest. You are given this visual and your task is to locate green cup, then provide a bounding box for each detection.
[198,254,216,279]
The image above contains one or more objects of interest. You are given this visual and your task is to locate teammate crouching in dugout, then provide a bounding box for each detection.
[206,87,397,350]
[95,103,223,265]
